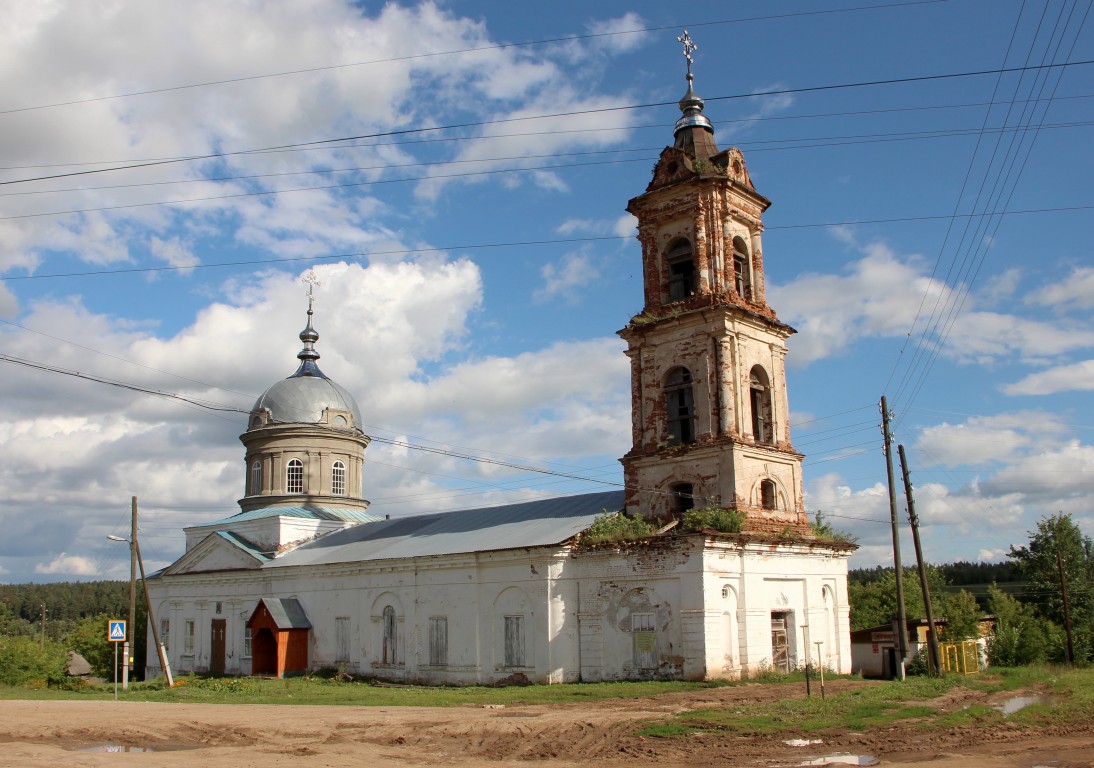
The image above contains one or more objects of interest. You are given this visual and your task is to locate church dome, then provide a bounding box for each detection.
[249,302,363,430]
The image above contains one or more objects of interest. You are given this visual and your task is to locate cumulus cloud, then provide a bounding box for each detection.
[35,553,98,576]
[534,252,601,304]
[1003,359,1094,396]
[1029,266,1094,312]
[915,411,1070,466]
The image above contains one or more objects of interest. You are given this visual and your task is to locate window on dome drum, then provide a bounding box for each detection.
[665,367,696,444]
[666,239,696,301]
[749,366,774,444]
[761,479,777,510]
[287,458,304,494]
[733,236,752,300]
[382,605,397,665]
[332,460,346,496]
[672,483,695,515]
[250,461,261,495]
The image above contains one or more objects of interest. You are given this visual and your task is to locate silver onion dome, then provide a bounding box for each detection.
[249,304,363,428]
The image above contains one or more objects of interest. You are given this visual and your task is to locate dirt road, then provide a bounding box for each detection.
[1,680,1091,767]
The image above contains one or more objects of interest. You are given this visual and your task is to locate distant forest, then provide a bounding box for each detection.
[850,561,1025,612]
[1,581,133,640]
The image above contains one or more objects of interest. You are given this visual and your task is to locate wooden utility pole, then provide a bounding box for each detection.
[135,534,173,686]
[1057,548,1075,664]
[898,444,942,676]
[880,396,908,680]
[123,496,138,691]
[39,604,45,649]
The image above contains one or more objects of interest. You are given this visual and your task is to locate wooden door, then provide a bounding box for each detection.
[210,619,226,676]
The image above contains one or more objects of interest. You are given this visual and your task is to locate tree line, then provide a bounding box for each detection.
[849,513,1094,666]
[0,581,147,685]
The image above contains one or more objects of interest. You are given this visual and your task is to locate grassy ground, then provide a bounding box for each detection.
[640,665,1094,737]
[0,675,725,706]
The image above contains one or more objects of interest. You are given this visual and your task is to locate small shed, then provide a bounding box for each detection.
[247,597,311,677]
[850,618,944,678]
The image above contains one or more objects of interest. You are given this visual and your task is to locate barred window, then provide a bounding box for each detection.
[332,461,346,496]
[287,458,304,493]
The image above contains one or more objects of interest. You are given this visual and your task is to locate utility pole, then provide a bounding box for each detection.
[880,396,908,680]
[123,496,138,691]
[899,444,941,676]
[40,604,46,649]
[1057,548,1075,664]
[135,531,173,686]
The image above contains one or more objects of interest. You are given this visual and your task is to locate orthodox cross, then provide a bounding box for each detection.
[677,30,697,76]
[302,271,320,310]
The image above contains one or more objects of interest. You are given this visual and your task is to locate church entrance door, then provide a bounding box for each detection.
[210,619,226,676]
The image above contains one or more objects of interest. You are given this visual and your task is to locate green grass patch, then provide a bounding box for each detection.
[640,666,1094,739]
[0,676,723,707]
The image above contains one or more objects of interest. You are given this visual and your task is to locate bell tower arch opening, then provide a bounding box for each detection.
[666,239,696,302]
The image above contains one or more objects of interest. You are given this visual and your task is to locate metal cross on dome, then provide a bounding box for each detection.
[302,271,320,309]
[677,30,697,76]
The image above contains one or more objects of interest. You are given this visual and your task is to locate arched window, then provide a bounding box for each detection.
[331,460,346,496]
[286,458,304,494]
[760,479,777,510]
[382,605,397,665]
[749,366,774,444]
[664,367,695,444]
[250,460,262,495]
[672,483,695,515]
[733,236,752,300]
[666,239,696,301]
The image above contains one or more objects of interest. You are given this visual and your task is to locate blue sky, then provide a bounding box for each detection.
[1,0,1091,583]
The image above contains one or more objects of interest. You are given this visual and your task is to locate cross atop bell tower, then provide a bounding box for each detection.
[619,34,809,535]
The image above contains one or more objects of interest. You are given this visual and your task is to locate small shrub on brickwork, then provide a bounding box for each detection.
[581,512,656,545]
[682,507,744,534]
[810,511,858,544]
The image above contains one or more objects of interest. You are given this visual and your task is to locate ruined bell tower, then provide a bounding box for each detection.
[619,33,808,533]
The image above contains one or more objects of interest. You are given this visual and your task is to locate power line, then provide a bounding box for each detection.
[0,1,952,117]
[4,56,1091,188]
[5,202,1091,283]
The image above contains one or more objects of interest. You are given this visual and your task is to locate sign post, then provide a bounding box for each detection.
[109,620,126,702]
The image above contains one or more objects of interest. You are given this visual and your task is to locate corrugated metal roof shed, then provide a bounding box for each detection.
[265,490,625,569]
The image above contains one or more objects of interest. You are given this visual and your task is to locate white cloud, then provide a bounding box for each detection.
[534,252,600,304]
[1003,359,1094,396]
[35,553,97,576]
[586,13,647,55]
[1029,266,1094,312]
[914,411,1069,466]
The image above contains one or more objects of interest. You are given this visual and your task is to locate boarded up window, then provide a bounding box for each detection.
[632,612,657,669]
[429,617,448,666]
[335,617,350,663]
[382,606,397,664]
[504,615,525,667]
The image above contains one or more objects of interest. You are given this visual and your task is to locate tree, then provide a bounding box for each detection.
[849,565,981,636]
[1008,513,1094,662]
[0,636,68,686]
[66,615,118,679]
[985,584,1057,666]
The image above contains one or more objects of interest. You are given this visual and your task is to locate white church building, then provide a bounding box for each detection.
[145,51,855,684]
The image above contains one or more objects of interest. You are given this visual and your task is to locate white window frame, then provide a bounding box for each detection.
[183,619,195,655]
[286,458,304,494]
[332,460,346,496]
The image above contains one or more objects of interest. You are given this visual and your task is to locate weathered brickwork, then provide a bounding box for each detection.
[620,146,809,533]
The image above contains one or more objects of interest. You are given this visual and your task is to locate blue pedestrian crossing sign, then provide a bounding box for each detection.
[108,620,126,642]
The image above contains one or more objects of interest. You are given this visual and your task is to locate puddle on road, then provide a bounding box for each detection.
[75,743,198,753]
[994,695,1049,716]
[785,756,880,767]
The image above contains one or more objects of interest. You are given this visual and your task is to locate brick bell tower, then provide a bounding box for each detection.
[619,33,808,534]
